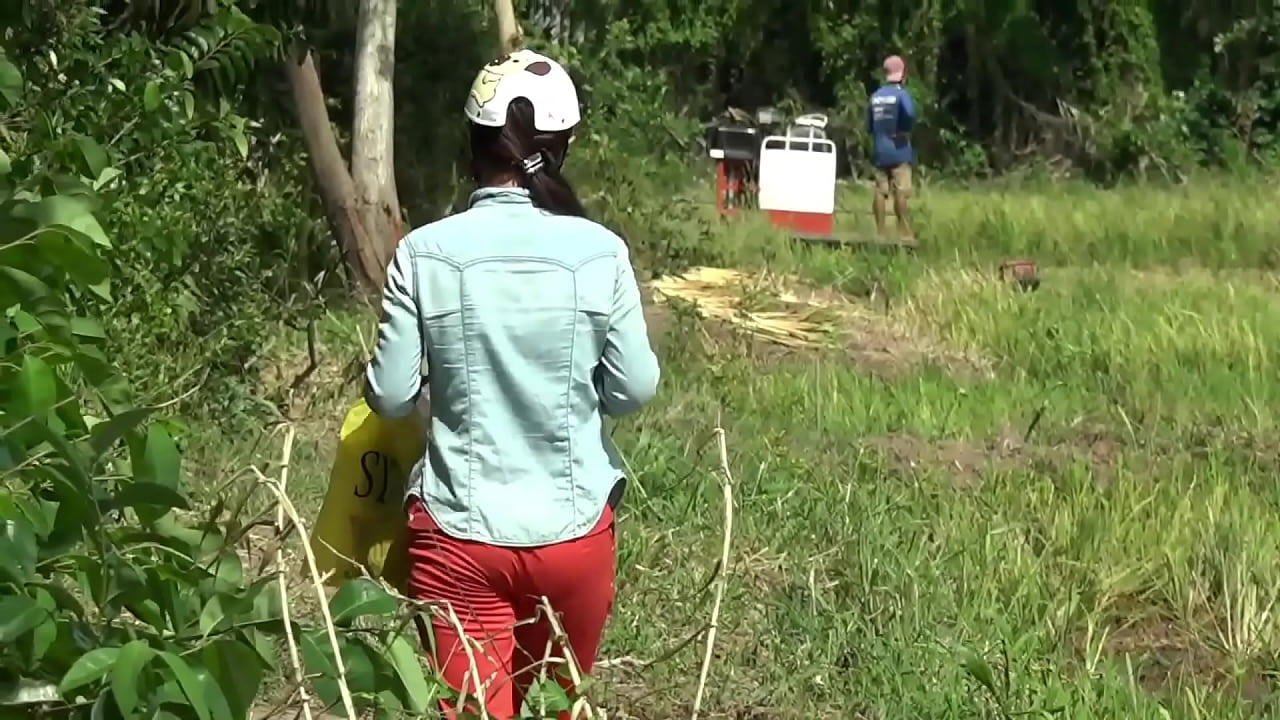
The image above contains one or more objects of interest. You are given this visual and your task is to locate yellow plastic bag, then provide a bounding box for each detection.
[310,399,426,590]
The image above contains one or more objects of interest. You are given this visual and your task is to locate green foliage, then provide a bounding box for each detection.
[0,48,274,719]
[566,129,725,278]
[6,1,1278,713]
[396,0,494,224]
[518,0,1280,178]
[169,5,283,99]
[5,1,332,424]
[0,43,444,719]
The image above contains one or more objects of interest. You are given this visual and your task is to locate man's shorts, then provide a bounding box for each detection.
[874,164,912,197]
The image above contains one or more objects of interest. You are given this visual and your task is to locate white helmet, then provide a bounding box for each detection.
[464,49,581,133]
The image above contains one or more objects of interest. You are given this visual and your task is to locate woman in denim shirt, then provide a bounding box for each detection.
[364,49,660,719]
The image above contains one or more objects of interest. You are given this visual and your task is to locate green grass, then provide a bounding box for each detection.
[854,170,1279,267]
[197,174,1280,718]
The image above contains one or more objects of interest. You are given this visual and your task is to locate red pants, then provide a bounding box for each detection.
[405,498,616,719]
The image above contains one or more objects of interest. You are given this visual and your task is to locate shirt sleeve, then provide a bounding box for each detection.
[594,241,660,417]
[898,89,917,131]
[365,242,423,419]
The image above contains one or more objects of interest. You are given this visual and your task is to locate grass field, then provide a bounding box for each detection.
[200,176,1280,718]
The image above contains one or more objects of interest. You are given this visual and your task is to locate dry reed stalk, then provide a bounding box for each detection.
[290,540,496,719]
[536,595,601,720]
[256,470,358,719]
[270,426,314,720]
[436,600,493,720]
[690,424,735,720]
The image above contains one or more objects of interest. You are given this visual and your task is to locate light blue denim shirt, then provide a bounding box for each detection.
[364,187,660,547]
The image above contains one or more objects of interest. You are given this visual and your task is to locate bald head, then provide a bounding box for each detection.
[883,55,905,83]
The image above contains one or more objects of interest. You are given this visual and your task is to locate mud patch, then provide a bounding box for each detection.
[1102,616,1222,693]
[838,312,988,378]
[861,430,1119,487]
[1078,611,1275,704]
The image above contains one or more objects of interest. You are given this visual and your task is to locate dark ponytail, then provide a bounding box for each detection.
[468,97,588,218]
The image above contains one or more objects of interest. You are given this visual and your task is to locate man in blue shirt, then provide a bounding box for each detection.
[866,55,916,243]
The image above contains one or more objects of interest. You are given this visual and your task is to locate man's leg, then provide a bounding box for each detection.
[510,519,617,719]
[872,168,890,238]
[891,164,914,242]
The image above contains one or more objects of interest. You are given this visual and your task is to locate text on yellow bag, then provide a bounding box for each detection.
[309,400,425,590]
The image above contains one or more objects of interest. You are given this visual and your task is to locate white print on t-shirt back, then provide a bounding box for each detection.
[871,93,899,122]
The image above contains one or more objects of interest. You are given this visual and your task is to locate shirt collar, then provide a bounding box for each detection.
[469,186,533,208]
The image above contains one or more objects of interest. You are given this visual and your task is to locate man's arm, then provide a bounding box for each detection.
[595,241,660,417]
[898,89,917,133]
[365,242,423,419]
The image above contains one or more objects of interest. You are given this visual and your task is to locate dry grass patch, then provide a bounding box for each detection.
[648,266,990,376]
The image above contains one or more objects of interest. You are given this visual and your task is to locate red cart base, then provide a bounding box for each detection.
[766,210,833,237]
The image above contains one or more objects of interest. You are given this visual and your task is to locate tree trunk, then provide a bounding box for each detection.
[281,0,401,295]
[352,0,402,259]
[493,0,522,55]
[965,21,982,136]
[283,51,388,292]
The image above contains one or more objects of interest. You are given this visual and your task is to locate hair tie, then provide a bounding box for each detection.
[520,152,545,176]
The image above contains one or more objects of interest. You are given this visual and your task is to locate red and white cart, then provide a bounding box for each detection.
[706,111,838,240]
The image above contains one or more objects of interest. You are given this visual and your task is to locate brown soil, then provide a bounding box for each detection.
[838,314,990,379]
[1078,611,1274,703]
[860,429,1120,488]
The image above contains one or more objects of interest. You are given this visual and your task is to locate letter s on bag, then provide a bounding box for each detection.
[356,451,380,498]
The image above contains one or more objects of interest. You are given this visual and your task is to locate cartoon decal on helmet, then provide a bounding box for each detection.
[468,52,555,109]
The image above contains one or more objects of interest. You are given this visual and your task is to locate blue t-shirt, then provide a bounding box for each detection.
[866,83,916,168]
